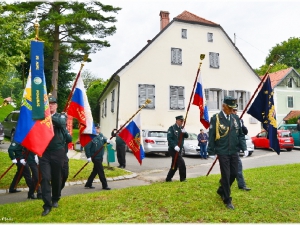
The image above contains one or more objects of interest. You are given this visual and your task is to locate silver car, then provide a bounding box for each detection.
[141,129,169,156]
[181,133,201,156]
[239,135,254,156]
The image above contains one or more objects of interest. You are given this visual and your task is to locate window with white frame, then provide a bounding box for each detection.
[209,52,219,68]
[170,86,185,110]
[287,78,293,88]
[182,29,187,39]
[205,88,223,110]
[138,84,155,109]
[111,89,115,113]
[288,96,293,108]
[207,32,213,42]
[228,90,251,110]
[101,102,105,118]
[171,48,182,65]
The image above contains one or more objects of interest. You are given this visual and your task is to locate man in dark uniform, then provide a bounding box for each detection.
[84,124,111,190]
[8,141,34,199]
[39,96,70,216]
[115,125,126,168]
[61,129,73,190]
[165,115,189,182]
[207,96,246,210]
[26,150,42,199]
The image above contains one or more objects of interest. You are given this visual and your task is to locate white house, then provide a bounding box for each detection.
[98,10,261,137]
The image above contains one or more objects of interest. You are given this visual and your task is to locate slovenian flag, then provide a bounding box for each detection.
[67,74,97,147]
[14,42,54,156]
[192,71,210,129]
[118,113,145,165]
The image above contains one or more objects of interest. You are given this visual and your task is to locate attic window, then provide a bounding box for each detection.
[182,29,187,39]
[287,78,293,88]
[207,32,213,42]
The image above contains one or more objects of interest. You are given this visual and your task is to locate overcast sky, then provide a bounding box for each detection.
[70,0,300,80]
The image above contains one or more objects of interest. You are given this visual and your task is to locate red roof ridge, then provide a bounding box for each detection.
[175,10,219,25]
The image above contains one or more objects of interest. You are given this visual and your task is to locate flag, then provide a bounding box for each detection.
[118,113,145,165]
[14,42,54,156]
[67,74,97,147]
[192,71,210,129]
[247,76,280,155]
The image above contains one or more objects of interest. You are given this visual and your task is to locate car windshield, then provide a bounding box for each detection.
[148,131,167,137]
[280,132,291,137]
[186,133,198,140]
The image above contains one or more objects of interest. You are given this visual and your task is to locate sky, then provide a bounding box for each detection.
[69,0,300,80]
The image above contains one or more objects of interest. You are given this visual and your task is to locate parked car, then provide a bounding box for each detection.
[251,130,294,151]
[2,110,20,141]
[141,129,168,156]
[278,124,300,147]
[0,122,4,144]
[181,133,200,156]
[240,135,254,156]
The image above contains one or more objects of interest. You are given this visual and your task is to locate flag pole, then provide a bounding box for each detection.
[172,54,205,169]
[0,163,15,181]
[13,151,30,189]
[72,99,152,178]
[63,54,89,112]
[206,63,274,176]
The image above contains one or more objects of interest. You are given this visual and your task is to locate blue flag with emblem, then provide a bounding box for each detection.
[247,76,280,155]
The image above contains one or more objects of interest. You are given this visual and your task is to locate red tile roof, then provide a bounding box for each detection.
[283,110,300,121]
[175,11,218,25]
[262,68,292,88]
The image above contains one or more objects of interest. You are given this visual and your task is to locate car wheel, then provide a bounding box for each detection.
[181,148,186,157]
[286,148,292,151]
[254,145,258,149]
[248,152,252,156]
[10,130,15,142]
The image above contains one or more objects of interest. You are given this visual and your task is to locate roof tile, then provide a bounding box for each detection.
[283,110,300,121]
[175,10,218,25]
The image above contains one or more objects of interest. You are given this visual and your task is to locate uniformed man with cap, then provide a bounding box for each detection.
[165,115,189,182]
[39,95,71,216]
[207,96,246,210]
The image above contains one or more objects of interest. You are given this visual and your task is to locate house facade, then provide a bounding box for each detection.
[98,10,262,138]
[269,67,300,126]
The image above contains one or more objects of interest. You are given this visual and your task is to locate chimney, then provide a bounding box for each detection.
[159,11,170,30]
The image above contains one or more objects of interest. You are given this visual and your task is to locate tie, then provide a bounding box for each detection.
[227,115,230,121]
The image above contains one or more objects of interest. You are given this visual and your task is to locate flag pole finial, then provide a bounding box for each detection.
[199,54,205,69]
[34,6,40,40]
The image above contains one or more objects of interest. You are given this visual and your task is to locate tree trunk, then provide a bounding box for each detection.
[51,25,60,98]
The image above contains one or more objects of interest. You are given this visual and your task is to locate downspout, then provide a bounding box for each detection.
[113,77,120,129]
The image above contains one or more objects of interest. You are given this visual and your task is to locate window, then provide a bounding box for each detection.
[171,48,182,65]
[288,96,293,108]
[209,52,219,68]
[170,86,185,110]
[111,89,115,112]
[104,99,107,117]
[228,90,250,110]
[205,89,223,110]
[181,29,187,39]
[207,32,213,42]
[287,78,293,88]
[138,84,155,109]
[101,102,104,118]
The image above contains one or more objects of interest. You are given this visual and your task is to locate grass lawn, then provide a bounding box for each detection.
[0,152,130,189]
[0,162,300,223]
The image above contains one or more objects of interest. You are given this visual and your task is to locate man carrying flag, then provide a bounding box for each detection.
[118,113,145,165]
[247,76,280,155]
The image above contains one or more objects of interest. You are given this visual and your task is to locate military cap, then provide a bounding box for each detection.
[48,96,57,103]
[223,96,237,108]
[95,123,100,128]
[175,115,184,120]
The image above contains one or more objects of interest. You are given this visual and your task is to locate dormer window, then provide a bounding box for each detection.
[287,78,293,88]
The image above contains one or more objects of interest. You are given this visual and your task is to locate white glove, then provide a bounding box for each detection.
[174,146,180,152]
[20,159,26,165]
[87,157,92,163]
[106,139,110,144]
[209,155,216,160]
[12,159,17,164]
[35,155,39,165]
[181,128,186,133]
[243,150,249,157]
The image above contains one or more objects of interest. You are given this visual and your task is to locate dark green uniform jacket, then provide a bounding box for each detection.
[115,135,125,146]
[8,141,25,160]
[85,133,107,159]
[46,113,68,151]
[167,124,189,151]
[207,111,246,156]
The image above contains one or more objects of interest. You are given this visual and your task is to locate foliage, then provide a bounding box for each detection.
[0,76,24,108]
[86,78,109,123]
[81,69,98,90]
[254,63,289,76]
[1,163,300,222]
[0,98,15,121]
[286,117,298,124]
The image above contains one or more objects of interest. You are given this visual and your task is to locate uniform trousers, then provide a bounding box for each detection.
[217,154,239,204]
[9,162,33,197]
[116,144,126,167]
[166,150,186,181]
[28,162,42,197]
[236,155,246,188]
[85,158,108,188]
[61,156,69,190]
[39,149,65,210]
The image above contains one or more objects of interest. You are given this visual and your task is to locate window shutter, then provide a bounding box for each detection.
[138,84,146,108]
[147,85,155,109]
[111,89,115,113]
[171,48,182,65]
[170,86,178,109]
[204,89,209,101]
[207,32,213,42]
[178,86,185,109]
[209,52,219,68]
[139,84,155,109]
[104,99,107,117]
[182,29,187,39]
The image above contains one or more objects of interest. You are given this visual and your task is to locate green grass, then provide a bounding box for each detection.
[1,162,300,222]
[0,152,130,189]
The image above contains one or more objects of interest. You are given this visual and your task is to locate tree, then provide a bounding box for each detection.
[81,69,98,90]
[3,2,121,98]
[254,63,289,76]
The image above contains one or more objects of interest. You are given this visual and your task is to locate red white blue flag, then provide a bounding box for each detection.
[14,42,54,156]
[67,74,97,147]
[118,113,145,165]
[192,71,210,129]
